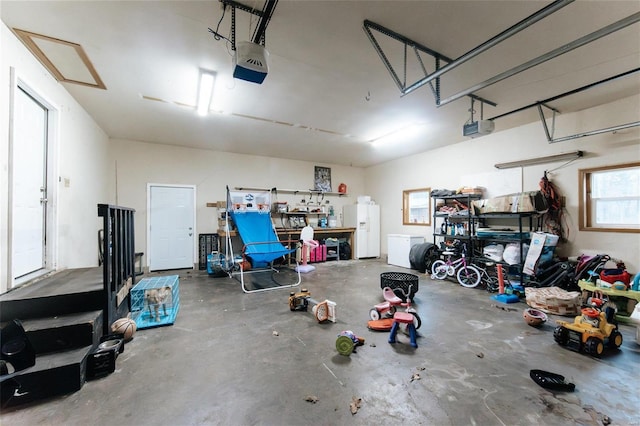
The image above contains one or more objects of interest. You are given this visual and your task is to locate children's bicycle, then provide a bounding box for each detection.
[471,259,502,292]
[431,244,481,288]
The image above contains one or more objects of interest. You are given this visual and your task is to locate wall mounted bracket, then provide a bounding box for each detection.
[364,1,639,118]
[212,0,277,50]
[489,68,640,144]
[538,102,640,143]
[362,19,496,108]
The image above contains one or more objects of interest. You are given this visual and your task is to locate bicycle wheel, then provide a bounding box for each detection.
[409,311,422,330]
[400,312,422,334]
[457,265,481,288]
[484,275,499,292]
[431,260,448,280]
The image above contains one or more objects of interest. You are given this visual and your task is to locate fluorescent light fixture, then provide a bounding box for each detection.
[210,74,234,114]
[197,70,216,116]
[494,150,584,169]
[369,122,427,146]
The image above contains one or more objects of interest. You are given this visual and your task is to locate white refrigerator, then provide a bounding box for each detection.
[343,204,380,258]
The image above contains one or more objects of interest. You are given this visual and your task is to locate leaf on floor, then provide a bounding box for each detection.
[583,405,611,425]
[350,396,362,415]
[304,395,319,403]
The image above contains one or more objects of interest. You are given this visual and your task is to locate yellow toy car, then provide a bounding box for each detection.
[554,307,623,357]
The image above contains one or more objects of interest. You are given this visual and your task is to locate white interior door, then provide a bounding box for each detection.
[12,87,47,279]
[148,185,195,271]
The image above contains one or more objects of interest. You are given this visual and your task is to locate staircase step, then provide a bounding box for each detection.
[0,268,103,322]
[1,345,92,408]
[20,310,103,355]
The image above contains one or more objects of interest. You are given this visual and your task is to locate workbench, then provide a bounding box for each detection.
[217,227,356,261]
[276,227,356,260]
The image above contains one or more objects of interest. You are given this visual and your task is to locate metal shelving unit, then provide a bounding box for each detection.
[432,194,541,284]
[432,193,482,254]
[474,212,542,284]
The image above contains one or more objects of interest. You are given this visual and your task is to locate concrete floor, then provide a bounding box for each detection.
[2,259,639,425]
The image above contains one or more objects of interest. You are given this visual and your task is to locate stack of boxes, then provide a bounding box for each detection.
[472,191,548,215]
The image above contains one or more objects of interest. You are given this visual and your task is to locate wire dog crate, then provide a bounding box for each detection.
[131,275,180,329]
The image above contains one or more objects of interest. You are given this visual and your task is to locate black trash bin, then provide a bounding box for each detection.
[380,272,419,301]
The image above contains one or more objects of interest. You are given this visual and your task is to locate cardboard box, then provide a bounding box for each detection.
[525,286,580,316]
[472,191,548,215]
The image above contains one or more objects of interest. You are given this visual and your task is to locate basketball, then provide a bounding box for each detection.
[111,318,136,341]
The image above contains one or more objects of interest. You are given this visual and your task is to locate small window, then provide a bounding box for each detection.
[579,162,640,233]
[403,188,431,225]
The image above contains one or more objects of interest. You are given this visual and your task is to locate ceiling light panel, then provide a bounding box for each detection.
[197,70,216,116]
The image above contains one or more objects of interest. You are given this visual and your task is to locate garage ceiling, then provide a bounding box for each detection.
[2,0,639,167]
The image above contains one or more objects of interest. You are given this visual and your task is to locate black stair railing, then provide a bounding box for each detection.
[97,204,136,335]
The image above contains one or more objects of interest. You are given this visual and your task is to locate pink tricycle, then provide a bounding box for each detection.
[369,286,422,330]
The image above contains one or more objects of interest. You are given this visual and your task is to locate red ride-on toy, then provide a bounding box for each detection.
[369,286,421,330]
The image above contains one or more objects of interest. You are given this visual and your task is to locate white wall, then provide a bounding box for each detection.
[2,15,638,290]
[108,139,365,266]
[0,23,110,293]
[366,94,640,272]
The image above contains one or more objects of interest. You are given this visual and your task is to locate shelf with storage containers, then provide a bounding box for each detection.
[324,239,340,261]
[432,193,482,254]
[474,212,542,285]
[234,187,348,197]
[234,186,344,229]
[276,211,329,229]
[432,192,542,285]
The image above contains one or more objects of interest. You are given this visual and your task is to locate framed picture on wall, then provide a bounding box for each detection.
[314,166,332,192]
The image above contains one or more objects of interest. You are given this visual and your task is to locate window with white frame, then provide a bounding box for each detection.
[579,162,640,232]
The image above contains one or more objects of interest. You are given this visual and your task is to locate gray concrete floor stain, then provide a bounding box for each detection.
[1,259,639,425]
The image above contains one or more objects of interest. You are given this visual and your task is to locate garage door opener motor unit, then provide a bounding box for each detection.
[463,119,494,137]
[233,41,269,84]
